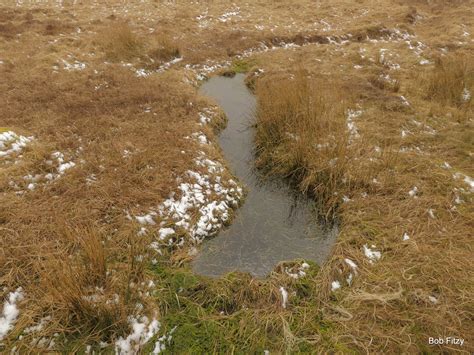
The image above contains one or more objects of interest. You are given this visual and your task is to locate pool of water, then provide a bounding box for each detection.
[192,74,337,278]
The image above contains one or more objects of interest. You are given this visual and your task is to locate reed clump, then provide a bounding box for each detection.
[255,72,369,217]
[425,55,473,107]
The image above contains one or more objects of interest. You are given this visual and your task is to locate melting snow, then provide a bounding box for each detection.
[453,172,474,192]
[218,9,240,23]
[363,244,381,263]
[331,281,341,291]
[23,316,51,334]
[346,109,362,142]
[400,95,410,106]
[344,258,358,274]
[12,151,77,194]
[284,262,310,279]
[0,288,24,341]
[428,209,436,219]
[136,213,157,226]
[155,152,242,244]
[408,186,418,198]
[462,88,471,102]
[62,59,86,71]
[0,131,33,159]
[158,227,174,240]
[279,287,288,309]
[115,316,160,355]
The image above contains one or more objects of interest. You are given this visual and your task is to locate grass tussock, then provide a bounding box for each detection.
[253,45,473,352]
[256,72,368,217]
[424,55,473,107]
[96,21,181,67]
[148,35,180,63]
[1,0,473,352]
[96,22,144,61]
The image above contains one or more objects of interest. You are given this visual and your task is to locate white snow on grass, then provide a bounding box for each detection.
[0,131,33,159]
[134,57,183,77]
[363,244,381,263]
[218,9,240,23]
[442,161,452,169]
[453,172,474,192]
[0,288,24,341]
[428,208,436,219]
[279,287,288,309]
[157,153,242,243]
[157,57,182,73]
[346,109,362,142]
[284,262,310,279]
[346,273,353,286]
[199,112,211,125]
[331,281,341,291]
[135,213,157,226]
[23,316,51,334]
[115,316,160,355]
[130,134,243,253]
[408,186,418,198]
[62,59,86,71]
[186,132,208,145]
[158,227,174,240]
[399,95,410,106]
[198,107,220,126]
[344,258,358,274]
[185,28,414,82]
[152,326,176,354]
[12,151,77,194]
[462,88,471,102]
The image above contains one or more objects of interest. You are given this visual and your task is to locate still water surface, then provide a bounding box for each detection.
[192,74,337,278]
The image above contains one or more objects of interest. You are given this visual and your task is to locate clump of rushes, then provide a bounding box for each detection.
[96,22,144,61]
[148,35,180,63]
[425,55,473,107]
[255,71,359,218]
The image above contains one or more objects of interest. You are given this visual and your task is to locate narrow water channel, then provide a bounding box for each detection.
[192,74,337,278]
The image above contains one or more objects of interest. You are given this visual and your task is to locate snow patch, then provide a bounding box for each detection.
[462,88,471,102]
[115,316,160,355]
[344,258,358,274]
[0,131,33,159]
[363,244,381,263]
[279,287,288,309]
[408,186,418,198]
[346,109,362,142]
[0,288,24,341]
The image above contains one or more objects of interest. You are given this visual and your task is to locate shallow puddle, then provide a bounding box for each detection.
[192,74,337,278]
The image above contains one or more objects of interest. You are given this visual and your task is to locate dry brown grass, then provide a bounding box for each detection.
[253,23,474,352]
[0,54,204,350]
[255,72,353,217]
[0,0,473,352]
[424,55,473,107]
[148,36,180,63]
[96,22,145,61]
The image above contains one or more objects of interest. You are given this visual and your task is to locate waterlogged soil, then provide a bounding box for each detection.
[192,74,337,278]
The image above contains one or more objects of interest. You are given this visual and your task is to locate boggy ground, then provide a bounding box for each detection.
[0,0,473,353]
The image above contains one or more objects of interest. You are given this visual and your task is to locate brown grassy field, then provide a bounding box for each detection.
[0,0,473,353]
